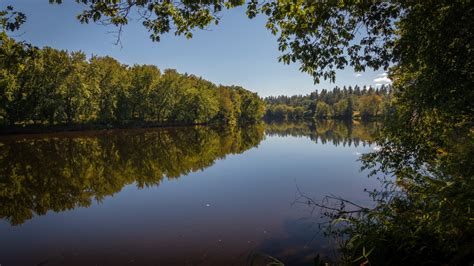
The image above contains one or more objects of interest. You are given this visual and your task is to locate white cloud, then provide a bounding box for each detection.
[373,75,392,85]
[354,73,362,77]
[373,76,392,83]
[377,72,388,77]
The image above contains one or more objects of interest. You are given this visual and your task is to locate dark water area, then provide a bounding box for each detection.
[0,121,382,266]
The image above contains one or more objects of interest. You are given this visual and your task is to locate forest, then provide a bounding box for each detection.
[264,85,392,121]
[1,29,391,132]
[1,1,473,265]
[0,33,265,130]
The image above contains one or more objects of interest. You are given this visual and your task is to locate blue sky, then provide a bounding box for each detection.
[3,1,390,97]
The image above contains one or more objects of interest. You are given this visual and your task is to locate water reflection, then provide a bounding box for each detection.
[0,121,379,265]
[0,125,265,225]
[265,120,380,147]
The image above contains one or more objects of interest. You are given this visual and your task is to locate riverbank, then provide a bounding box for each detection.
[0,121,215,135]
[0,118,382,135]
[263,116,382,124]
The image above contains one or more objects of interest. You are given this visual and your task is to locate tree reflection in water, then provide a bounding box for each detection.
[0,121,386,265]
[0,125,265,225]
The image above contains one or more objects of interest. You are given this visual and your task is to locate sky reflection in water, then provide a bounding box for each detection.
[0,121,382,265]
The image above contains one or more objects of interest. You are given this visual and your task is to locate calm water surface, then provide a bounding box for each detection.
[0,121,381,266]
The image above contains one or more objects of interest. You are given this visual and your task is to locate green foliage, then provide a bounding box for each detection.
[49,0,247,42]
[3,1,473,264]
[236,86,266,123]
[88,56,130,122]
[128,64,161,120]
[0,33,43,125]
[45,1,401,83]
[216,86,237,125]
[0,36,265,128]
[315,101,331,119]
[254,1,399,83]
[358,94,382,120]
[0,5,26,32]
[264,85,391,121]
[316,2,474,265]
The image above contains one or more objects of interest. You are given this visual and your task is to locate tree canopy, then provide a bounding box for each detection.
[265,85,392,121]
[1,1,473,264]
[0,34,265,128]
[42,0,401,83]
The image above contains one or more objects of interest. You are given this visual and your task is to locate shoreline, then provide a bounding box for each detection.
[0,121,213,136]
[0,118,381,136]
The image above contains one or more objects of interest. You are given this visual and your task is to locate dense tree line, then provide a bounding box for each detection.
[2,2,473,264]
[0,33,265,128]
[264,85,392,121]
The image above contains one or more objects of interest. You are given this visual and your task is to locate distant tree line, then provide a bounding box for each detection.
[0,33,265,128]
[264,85,393,121]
